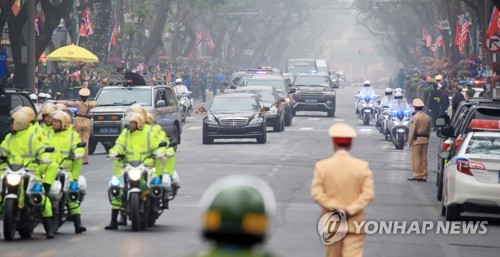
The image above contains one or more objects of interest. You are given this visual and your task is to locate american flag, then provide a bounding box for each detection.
[79,7,94,37]
[458,15,470,51]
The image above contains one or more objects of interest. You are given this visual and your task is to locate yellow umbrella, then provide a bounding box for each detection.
[46,44,99,63]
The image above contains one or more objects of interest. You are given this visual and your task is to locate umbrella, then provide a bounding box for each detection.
[46,44,98,63]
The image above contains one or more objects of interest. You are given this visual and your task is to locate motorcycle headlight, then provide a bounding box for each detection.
[393,121,401,126]
[358,102,366,108]
[128,169,142,181]
[285,97,291,103]
[6,174,22,186]
[249,117,264,124]
[368,102,374,107]
[403,121,410,126]
[267,106,278,115]
[204,116,218,125]
[109,176,121,187]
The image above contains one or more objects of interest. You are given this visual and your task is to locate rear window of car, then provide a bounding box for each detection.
[472,108,500,120]
[465,136,500,155]
[246,78,286,92]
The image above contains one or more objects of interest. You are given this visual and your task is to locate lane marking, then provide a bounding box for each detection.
[36,250,57,257]
[68,236,85,243]
[359,128,373,132]
[299,127,314,131]
[308,118,320,121]
[333,118,345,121]
[187,126,201,130]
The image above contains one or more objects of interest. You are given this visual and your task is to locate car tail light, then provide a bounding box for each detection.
[468,119,500,131]
[457,160,485,176]
[454,137,464,149]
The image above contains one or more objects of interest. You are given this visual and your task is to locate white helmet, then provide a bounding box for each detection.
[384,88,393,95]
[394,92,404,99]
[395,88,403,94]
[29,94,38,101]
[46,93,52,100]
[38,93,47,99]
[363,80,371,86]
[175,78,182,84]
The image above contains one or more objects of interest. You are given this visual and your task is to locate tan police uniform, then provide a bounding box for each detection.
[408,98,432,181]
[311,123,375,257]
[58,88,97,163]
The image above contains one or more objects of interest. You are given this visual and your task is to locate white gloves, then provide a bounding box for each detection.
[74,153,84,159]
[108,152,117,159]
[41,157,52,164]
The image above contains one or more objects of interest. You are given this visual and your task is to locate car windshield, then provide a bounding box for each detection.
[238,90,275,102]
[210,97,259,112]
[294,76,330,86]
[246,78,286,92]
[287,65,317,73]
[96,88,151,106]
[466,136,500,155]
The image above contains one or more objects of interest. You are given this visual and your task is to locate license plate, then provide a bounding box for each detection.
[305,99,317,103]
[98,128,119,134]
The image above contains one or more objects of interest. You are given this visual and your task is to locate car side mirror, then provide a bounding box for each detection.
[156,100,166,108]
[441,126,455,138]
[438,151,451,159]
[44,147,55,153]
[435,117,447,127]
[77,142,86,148]
[158,142,168,148]
[289,88,296,94]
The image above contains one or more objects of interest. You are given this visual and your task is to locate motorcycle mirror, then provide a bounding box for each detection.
[158,142,168,148]
[438,151,451,159]
[44,147,55,153]
[289,88,296,94]
[441,126,455,138]
[77,142,87,148]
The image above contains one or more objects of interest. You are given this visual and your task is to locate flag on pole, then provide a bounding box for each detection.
[206,32,215,49]
[11,0,21,17]
[436,29,445,47]
[486,7,500,38]
[458,15,470,52]
[79,7,94,37]
[35,15,40,36]
[196,32,203,46]
[108,21,118,51]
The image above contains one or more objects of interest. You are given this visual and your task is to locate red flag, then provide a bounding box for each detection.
[206,32,215,49]
[487,7,500,38]
[454,20,461,46]
[79,7,94,37]
[196,32,203,46]
[109,21,117,48]
[11,0,21,17]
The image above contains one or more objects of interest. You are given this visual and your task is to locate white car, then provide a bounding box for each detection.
[440,119,500,221]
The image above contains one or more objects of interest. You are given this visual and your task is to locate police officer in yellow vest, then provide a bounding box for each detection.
[311,123,375,257]
[57,88,97,164]
[407,98,432,181]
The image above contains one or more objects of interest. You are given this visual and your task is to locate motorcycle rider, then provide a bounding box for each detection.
[48,110,87,233]
[389,92,411,112]
[187,175,278,257]
[39,102,57,132]
[0,110,58,239]
[356,80,376,116]
[376,88,393,132]
[30,93,38,106]
[37,93,47,111]
[380,88,393,107]
[105,111,166,230]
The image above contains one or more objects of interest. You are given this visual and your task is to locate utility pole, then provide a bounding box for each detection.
[27,0,36,93]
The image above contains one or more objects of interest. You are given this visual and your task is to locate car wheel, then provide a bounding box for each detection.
[327,109,335,117]
[445,204,462,221]
[88,139,97,155]
[257,127,267,144]
[281,117,285,131]
[436,173,443,201]
[273,119,282,132]
[284,111,292,126]
[173,125,180,150]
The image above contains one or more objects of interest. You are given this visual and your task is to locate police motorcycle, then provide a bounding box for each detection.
[375,88,394,139]
[0,147,55,241]
[107,141,178,231]
[355,94,380,125]
[51,142,87,232]
[386,105,413,150]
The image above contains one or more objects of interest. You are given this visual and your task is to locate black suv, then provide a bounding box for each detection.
[0,88,37,142]
[292,73,336,117]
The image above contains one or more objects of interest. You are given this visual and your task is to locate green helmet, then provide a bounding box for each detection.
[200,175,276,246]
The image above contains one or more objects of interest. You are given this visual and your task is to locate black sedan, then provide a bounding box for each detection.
[202,93,268,144]
[235,86,285,132]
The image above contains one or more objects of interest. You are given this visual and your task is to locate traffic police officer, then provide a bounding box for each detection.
[407,98,432,181]
[58,88,97,164]
[311,123,375,257]
[188,175,278,257]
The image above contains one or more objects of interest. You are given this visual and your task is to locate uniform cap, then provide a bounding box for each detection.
[435,75,443,81]
[412,98,425,107]
[79,88,90,96]
[328,123,357,139]
[175,78,182,83]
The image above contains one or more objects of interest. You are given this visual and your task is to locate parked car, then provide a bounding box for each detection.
[235,86,285,132]
[202,93,268,144]
[0,88,37,142]
[89,84,182,153]
[439,119,500,221]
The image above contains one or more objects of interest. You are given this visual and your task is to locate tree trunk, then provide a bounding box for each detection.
[141,0,172,63]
